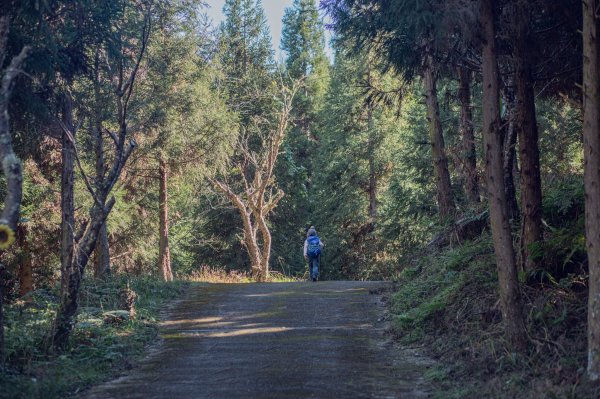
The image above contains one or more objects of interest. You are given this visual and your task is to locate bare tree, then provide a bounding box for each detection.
[582,0,600,380]
[213,83,297,282]
[52,4,151,349]
[0,14,29,364]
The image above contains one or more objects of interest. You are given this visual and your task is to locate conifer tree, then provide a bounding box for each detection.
[479,0,527,351]
[134,4,236,282]
[582,0,600,380]
[271,0,330,274]
[313,48,395,278]
[219,0,274,119]
[281,0,329,137]
[323,0,456,220]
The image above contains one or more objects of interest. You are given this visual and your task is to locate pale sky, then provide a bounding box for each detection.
[204,0,333,62]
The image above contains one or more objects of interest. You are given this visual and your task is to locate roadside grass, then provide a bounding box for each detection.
[390,232,596,398]
[187,265,299,283]
[0,276,190,399]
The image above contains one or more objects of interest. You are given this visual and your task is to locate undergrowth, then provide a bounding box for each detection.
[0,276,189,399]
[391,231,596,398]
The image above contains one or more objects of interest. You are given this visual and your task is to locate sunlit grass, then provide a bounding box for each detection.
[0,276,190,399]
[186,265,299,283]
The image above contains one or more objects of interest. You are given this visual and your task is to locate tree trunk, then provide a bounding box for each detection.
[54,200,114,350]
[244,216,262,279]
[53,94,77,349]
[18,224,33,297]
[92,82,110,278]
[53,95,117,349]
[255,215,271,282]
[513,10,543,272]
[502,86,520,223]
[583,0,600,381]
[214,180,263,278]
[367,104,378,222]
[480,0,527,352]
[158,156,173,282]
[458,67,479,204]
[0,17,29,360]
[94,224,110,278]
[424,58,455,220]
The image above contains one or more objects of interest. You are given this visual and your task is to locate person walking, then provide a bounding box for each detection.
[304,226,324,282]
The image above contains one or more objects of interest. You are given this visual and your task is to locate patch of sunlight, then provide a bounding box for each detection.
[162,326,291,339]
[244,291,295,298]
[162,317,235,328]
[162,324,376,340]
[206,326,290,337]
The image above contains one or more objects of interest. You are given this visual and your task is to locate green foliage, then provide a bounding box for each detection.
[309,48,447,279]
[519,177,587,280]
[391,235,496,340]
[390,231,591,397]
[268,0,330,277]
[281,0,328,78]
[218,0,275,121]
[0,277,189,399]
[537,98,583,181]
[542,177,584,226]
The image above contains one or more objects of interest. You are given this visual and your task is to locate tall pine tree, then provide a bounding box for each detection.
[270,0,330,275]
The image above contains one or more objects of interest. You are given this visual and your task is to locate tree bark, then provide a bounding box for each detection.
[94,224,110,278]
[214,179,265,280]
[502,85,520,223]
[256,212,271,282]
[367,103,378,222]
[583,0,600,381]
[458,67,479,204]
[424,57,455,220]
[53,93,77,349]
[480,0,527,352]
[0,15,29,360]
[93,116,110,278]
[513,7,543,272]
[158,155,173,282]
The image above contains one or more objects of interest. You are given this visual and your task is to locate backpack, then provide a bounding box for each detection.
[307,235,321,258]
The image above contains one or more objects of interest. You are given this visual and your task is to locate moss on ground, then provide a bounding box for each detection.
[0,276,190,399]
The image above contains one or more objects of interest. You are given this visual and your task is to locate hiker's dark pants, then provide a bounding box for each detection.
[308,255,320,280]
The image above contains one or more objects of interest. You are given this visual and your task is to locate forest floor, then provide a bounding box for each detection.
[387,233,598,398]
[82,281,433,399]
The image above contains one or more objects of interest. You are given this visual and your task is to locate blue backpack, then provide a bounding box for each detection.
[307,235,321,258]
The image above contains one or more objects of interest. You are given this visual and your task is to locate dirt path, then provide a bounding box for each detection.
[84,281,431,398]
